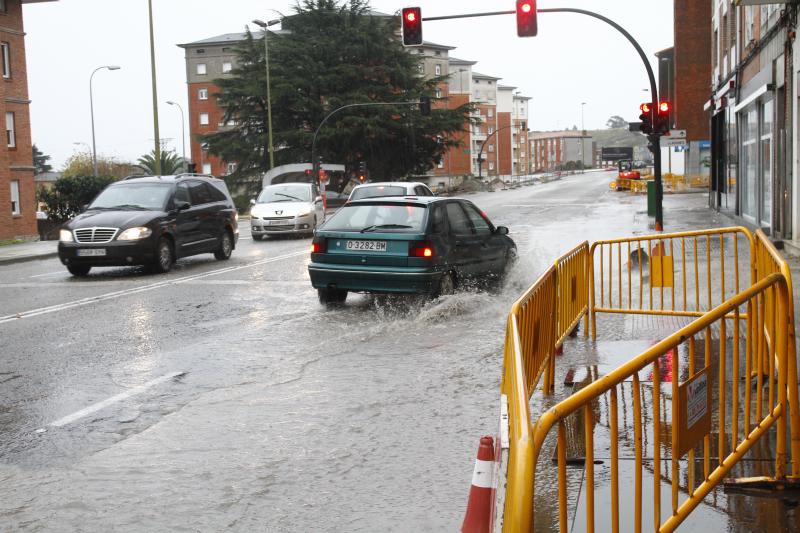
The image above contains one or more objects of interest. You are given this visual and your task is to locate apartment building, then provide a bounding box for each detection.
[531,131,592,172]
[707,2,796,245]
[178,17,533,186]
[0,0,53,241]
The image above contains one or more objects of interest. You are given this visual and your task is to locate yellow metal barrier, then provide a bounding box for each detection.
[589,227,755,338]
[497,227,799,532]
[530,273,795,532]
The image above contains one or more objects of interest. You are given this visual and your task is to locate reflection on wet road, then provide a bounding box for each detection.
[0,171,714,531]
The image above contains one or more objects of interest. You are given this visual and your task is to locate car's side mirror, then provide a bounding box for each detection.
[175,201,191,211]
[250,198,256,206]
[495,226,509,235]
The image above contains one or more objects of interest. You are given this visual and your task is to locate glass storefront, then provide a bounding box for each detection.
[760,98,773,227]
[741,105,758,220]
[737,97,774,228]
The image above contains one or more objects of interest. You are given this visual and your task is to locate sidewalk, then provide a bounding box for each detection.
[0,239,58,266]
[527,191,800,531]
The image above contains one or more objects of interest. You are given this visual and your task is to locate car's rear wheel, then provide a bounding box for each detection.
[318,287,348,306]
[214,230,233,260]
[431,271,455,298]
[67,265,91,277]
[152,237,174,273]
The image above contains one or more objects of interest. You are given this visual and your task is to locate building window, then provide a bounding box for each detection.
[196,63,207,75]
[198,88,208,100]
[488,144,494,153]
[222,47,230,52]
[488,127,494,135]
[435,88,442,98]
[0,1,7,13]
[222,62,232,73]
[435,64,441,76]
[10,179,19,214]
[196,48,205,54]
[199,113,209,126]
[489,162,495,171]
[488,109,493,118]
[0,42,9,78]
[437,159,444,169]
[5,111,14,148]
[226,162,237,174]
[202,163,212,174]
[417,64,424,74]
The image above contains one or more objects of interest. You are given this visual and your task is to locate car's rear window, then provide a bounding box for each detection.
[350,185,407,201]
[322,203,428,232]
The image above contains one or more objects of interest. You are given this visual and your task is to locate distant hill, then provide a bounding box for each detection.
[590,128,648,148]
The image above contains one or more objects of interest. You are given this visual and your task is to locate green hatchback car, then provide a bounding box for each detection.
[308,196,516,305]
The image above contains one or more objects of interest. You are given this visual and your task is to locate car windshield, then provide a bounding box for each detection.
[322,203,427,232]
[89,183,172,210]
[350,185,408,201]
[257,184,311,203]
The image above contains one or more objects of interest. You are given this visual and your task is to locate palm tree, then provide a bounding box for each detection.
[136,149,185,175]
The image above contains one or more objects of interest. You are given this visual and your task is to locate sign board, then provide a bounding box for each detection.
[664,138,689,148]
[677,366,713,457]
[601,147,634,161]
[664,129,687,139]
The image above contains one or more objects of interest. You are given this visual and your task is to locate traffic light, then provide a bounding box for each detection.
[656,100,671,134]
[516,0,537,37]
[358,161,367,182]
[401,7,422,46]
[419,96,431,116]
[639,103,653,135]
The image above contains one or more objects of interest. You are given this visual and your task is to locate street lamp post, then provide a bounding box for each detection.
[147,0,161,176]
[580,102,586,174]
[252,18,282,171]
[166,101,187,172]
[89,65,120,177]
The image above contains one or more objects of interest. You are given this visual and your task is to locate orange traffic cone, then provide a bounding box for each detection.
[461,435,496,533]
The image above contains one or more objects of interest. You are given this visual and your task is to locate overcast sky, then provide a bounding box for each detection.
[23,0,673,169]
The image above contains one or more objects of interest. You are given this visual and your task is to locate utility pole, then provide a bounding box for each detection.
[147,0,161,176]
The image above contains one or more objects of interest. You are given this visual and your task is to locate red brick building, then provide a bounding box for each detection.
[0,0,52,240]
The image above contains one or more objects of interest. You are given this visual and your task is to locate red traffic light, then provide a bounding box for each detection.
[640,103,651,114]
[401,7,422,46]
[516,0,537,37]
[658,101,671,114]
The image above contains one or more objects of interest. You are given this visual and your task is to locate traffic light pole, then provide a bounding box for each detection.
[419,6,665,230]
[477,123,515,179]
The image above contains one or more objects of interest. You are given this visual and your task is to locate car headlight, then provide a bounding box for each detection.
[118,227,153,241]
[59,229,73,242]
[296,210,312,218]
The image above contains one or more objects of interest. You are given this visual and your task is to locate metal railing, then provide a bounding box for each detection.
[531,272,795,532]
[589,228,755,337]
[496,227,799,532]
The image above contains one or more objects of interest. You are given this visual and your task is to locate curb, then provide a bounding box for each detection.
[0,251,59,266]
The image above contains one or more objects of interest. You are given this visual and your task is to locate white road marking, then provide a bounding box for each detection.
[0,250,307,325]
[49,371,186,428]
[28,271,65,279]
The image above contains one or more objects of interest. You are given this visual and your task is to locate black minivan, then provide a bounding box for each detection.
[58,175,239,276]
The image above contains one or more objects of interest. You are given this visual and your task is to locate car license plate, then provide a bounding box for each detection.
[76,249,106,257]
[268,220,289,226]
[346,240,387,252]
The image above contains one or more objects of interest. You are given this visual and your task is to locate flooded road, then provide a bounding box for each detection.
[0,171,719,531]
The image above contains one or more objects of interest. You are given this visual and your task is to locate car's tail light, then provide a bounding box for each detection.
[311,237,327,253]
[410,241,435,258]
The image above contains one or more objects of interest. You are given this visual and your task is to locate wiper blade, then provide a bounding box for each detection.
[275,193,303,201]
[360,224,413,233]
[110,204,147,210]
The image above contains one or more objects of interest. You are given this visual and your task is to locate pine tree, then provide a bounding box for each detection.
[201,0,476,180]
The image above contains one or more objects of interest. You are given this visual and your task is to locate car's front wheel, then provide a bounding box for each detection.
[67,265,91,277]
[318,287,347,306]
[214,230,233,260]
[152,237,174,273]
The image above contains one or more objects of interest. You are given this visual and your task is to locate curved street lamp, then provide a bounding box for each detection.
[166,101,186,172]
[252,15,283,171]
[89,65,121,176]
[477,123,515,179]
